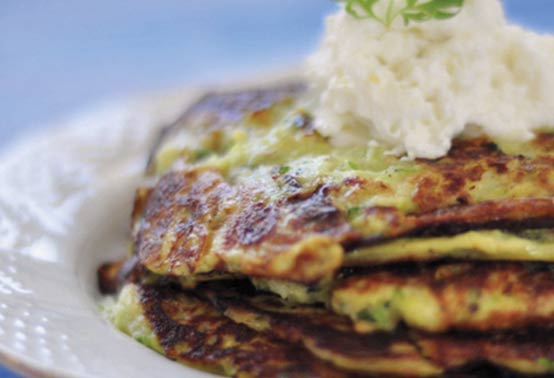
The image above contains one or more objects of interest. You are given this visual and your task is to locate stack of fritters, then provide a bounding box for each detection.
[99,83,554,377]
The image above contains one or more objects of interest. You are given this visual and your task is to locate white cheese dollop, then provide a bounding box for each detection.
[307,0,554,159]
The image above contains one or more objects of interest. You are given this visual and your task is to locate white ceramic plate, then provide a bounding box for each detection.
[0,79,291,377]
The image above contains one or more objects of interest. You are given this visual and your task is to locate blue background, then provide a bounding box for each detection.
[0,1,552,377]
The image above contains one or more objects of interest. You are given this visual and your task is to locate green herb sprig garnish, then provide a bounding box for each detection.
[338,0,465,27]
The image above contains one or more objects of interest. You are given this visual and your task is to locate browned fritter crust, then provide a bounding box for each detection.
[134,164,554,282]
[204,285,443,376]
[416,330,554,375]
[349,198,554,247]
[135,169,357,282]
[202,283,554,376]
[98,255,146,295]
[137,284,360,378]
[98,259,124,295]
[411,137,554,213]
[146,83,306,175]
[333,262,554,333]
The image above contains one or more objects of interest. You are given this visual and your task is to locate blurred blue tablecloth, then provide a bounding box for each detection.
[0,0,553,377]
[0,367,19,378]
[0,0,336,147]
[1,0,553,149]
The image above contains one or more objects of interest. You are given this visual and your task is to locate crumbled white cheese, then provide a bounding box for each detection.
[307,0,554,159]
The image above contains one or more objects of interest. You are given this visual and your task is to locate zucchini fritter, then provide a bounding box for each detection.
[204,283,554,376]
[333,262,554,333]
[105,284,360,378]
[132,84,554,284]
[204,284,442,376]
